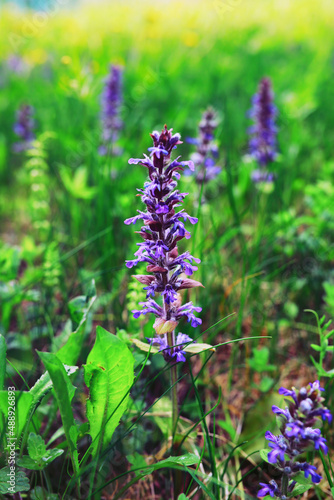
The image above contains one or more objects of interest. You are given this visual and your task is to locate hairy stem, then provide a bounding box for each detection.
[281,472,288,497]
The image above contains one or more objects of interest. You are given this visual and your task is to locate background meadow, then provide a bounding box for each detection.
[0,0,334,498]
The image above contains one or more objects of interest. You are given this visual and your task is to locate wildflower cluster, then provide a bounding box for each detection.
[258,381,332,499]
[187,107,221,183]
[248,77,277,183]
[125,125,203,362]
[12,104,35,153]
[99,64,123,156]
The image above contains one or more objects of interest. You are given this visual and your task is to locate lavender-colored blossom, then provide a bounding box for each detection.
[300,463,322,484]
[186,107,221,183]
[6,55,30,75]
[99,64,123,156]
[248,77,277,183]
[258,381,332,498]
[12,104,35,153]
[251,169,275,183]
[258,480,280,498]
[125,125,203,363]
[147,332,194,363]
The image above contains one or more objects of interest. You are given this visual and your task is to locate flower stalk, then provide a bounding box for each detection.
[125,125,203,449]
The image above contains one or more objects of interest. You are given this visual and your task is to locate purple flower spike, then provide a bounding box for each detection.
[248,77,277,181]
[12,104,36,153]
[187,107,221,183]
[259,381,331,497]
[125,125,203,363]
[99,64,123,157]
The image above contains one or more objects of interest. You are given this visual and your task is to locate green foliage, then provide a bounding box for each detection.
[84,326,134,457]
[0,390,34,442]
[307,310,334,378]
[0,335,6,390]
[248,347,276,373]
[324,281,334,316]
[30,487,59,500]
[59,165,97,200]
[0,466,30,494]
[55,280,96,365]
[37,351,80,476]
[17,432,63,470]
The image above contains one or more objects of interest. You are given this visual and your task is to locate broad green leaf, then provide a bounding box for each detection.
[293,472,313,486]
[0,391,33,441]
[177,494,190,500]
[84,326,134,457]
[0,335,6,390]
[17,449,63,470]
[17,456,45,470]
[28,433,46,461]
[37,351,79,475]
[288,483,312,496]
[0,466,30,494]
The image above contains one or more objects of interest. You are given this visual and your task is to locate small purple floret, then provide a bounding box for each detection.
[12,104,35,153]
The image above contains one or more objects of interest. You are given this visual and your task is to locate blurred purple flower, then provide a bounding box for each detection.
[248,77,277,182]
[6,55,30,75]
[186,107,221,183]
[99,64,123,156]
[125,125,203,363]
[12,104,36,153]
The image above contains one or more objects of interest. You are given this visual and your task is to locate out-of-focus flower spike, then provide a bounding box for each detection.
[99,64,123,157]
[12,104,36,153]
[248,77,277,183]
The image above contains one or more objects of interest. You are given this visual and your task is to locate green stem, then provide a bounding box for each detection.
[171,361,178,440]
[281,472,288,496]
[167,331,178,445]
[167,330,179,500]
